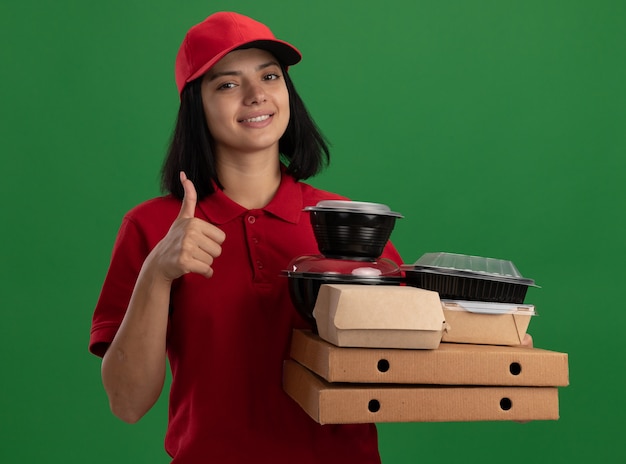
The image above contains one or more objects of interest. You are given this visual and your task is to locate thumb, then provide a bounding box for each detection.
[177,171,197,219]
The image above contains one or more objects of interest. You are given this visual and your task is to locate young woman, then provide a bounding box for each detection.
[89,11,403,463]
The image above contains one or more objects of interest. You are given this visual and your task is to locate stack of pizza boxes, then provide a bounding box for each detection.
[283,252,569,424]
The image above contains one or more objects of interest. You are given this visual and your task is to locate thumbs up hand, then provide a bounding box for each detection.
[148,172,226,281]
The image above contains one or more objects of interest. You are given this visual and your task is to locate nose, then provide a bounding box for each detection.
[243,82,266,105]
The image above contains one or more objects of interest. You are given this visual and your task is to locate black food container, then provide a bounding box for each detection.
[402,252,538,304]
[283,255,404,332]
[304,200,403,260]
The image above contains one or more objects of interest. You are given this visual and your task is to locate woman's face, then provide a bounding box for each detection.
[201,48,290,157]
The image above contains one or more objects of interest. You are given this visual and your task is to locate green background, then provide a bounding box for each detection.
[2,0,624,462]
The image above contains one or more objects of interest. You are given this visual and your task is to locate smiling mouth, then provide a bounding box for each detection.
[239,114,272,123]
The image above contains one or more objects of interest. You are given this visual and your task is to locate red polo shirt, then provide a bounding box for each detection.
[90,172,403,463]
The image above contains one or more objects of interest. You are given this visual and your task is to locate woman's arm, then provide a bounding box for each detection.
[101,262,171,423]
[101,172,225,423]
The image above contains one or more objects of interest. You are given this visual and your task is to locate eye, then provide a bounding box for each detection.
[263,72,281,81]
[217,82,236,90]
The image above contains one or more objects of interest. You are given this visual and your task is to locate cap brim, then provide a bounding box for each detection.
[186,39,301,86]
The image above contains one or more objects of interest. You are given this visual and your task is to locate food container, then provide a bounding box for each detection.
[441,300,537,345]
[304,200,403,260]
[402,252,538,304]
[282,255,404,332]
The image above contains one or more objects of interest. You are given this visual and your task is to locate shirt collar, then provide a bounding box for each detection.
[197,166,303,225]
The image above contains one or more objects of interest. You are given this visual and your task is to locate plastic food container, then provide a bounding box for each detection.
[282,254,403,332]
[402,252,538,304]
[304,200,403,260]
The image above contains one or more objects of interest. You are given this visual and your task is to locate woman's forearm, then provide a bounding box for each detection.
[101,260,172,423]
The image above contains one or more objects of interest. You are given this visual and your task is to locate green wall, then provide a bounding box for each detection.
[2,0,625,462]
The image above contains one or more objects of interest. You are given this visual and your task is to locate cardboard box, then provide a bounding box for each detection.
[283,359,560,424]
[441,301,535,346]
[312,284,446,349]
[290,330,569,386]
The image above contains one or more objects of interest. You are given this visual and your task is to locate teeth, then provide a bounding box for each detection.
[242,114,270,123]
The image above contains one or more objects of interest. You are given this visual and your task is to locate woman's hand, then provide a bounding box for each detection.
[149,172,226,281]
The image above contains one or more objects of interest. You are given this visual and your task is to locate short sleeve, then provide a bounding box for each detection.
[89,216,150,357]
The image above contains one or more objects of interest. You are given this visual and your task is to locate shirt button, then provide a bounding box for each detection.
[252,237,259,244]
[256,260,264,269]
[247,215,256,224]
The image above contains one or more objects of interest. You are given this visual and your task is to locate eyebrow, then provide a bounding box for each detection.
[206,61,281,82]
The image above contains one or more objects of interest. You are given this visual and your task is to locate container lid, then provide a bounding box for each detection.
[282,254,402,281]
[303,200,403,218]
[442,299,537,315]
[402,252,538,286]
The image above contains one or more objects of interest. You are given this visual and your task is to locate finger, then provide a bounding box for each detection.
[187,248,218,278]
[201,222,226,246]
[197,233,224,258]
[177,171,198,219]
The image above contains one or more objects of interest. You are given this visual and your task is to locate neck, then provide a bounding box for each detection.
[215,150,282,209]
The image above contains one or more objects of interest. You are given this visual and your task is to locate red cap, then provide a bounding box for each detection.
[175,12,302,95]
